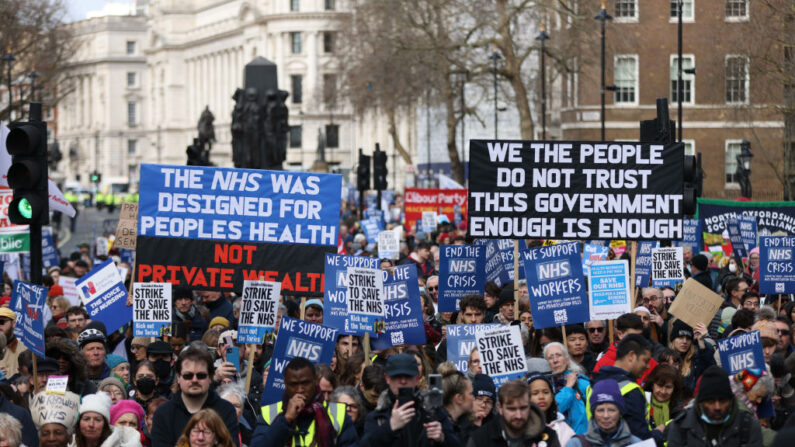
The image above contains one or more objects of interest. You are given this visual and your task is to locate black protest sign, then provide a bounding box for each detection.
[468,140,684,240]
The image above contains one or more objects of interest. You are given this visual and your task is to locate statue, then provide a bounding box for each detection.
[736,154,752,199]
[231,89,245,168]
[316,128,326,162]
[197,106,216,151]
[263,89,289,169]
[242,88,262,169]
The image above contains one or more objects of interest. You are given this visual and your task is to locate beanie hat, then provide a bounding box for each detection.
[735,368,765,392]
[472,374,496,399]
[692,254,709,271]
[590,379,625,414]
[721,307,737,325]
[670,320,694,342]
[105,354,128,370]
[527,357,553,375]
[146,340,172,355]
[752,320,779,342]
[48,284,65,297]
[79,392,113,423]
[697,365,733,402]
[526,372,555,394]
[209,316,230,328]
[110,400,146,430]
[30,391,80,434]
[98,377,126,394]
[78,328,107,350]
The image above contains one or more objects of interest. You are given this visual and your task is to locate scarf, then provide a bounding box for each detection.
[173,305,197,322]
[650,396,670,427]
[730,376,757,416]
[282,389,335,447]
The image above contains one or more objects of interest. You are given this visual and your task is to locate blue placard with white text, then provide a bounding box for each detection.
[446,323,500,372]
[634,241,659,288]
[496,239,526,283]
[372,264,426,349]
[758,236,795,294]
[740,216,757,253]
[76,259,131,334]
[261,317,337,405]
[727,218,748,259]
[521,242,589,329]
[582,243,610,276]
[718,330,765,375]
[11,281,47,358]
[360,218,383,244]
[323,254,380,334]
[673,218,702,251]
[482,240,508,286]
[438,245,485,312]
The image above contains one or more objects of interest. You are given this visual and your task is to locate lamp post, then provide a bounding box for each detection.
[28,70,39,102]
[3,49,15,121]
[737,140,753,199]
[535,24,550,140]
[595,0,612,142]
[489,44,502,139]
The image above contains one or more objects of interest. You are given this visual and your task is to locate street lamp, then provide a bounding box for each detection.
[2,49,15,121]
[737,139,753,199]
[595,0,612,142]
[28,70,39,102]
[535,24,550,140]
[489,44,502,139]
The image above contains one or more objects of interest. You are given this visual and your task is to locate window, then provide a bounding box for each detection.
[614,0,637,19]
[670,55,695,104]
[289,126,302,148]
[127,72,136,88]
[725,55,748,103]
[725,0,748,19]
[127,101,137,126]
[725,141,743,186]
[325,0,335,10]
[290,32,302,54]
[670,0,694,20]
[323,74,337,105]
[128,139,137,156]
[614,55,637,104]
[126,41,136,55]
[323,32,336,53]
[290,0,299,11]
[291,75,303,104]
[326,125,339,148]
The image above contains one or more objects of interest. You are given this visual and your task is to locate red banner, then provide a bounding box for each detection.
[404,188,467,231]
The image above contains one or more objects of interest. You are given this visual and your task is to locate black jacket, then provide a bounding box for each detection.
[173,304,209,342]
[591,366,663,446]
[465,402,559,447]
[150,390,240,447]
[665,401,762,447]
[0,394,38,447]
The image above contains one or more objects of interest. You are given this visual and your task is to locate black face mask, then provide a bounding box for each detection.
[153,360,171,379]
[136,377,156,395]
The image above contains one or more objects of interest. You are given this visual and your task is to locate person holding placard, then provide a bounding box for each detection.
[668,320,716,393]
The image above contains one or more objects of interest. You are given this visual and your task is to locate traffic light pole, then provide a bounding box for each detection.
[28,103,43,284]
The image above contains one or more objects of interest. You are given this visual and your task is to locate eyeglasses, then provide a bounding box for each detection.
[427,286,438,291]
[190,429,213,437]
[181,372,209,381]
[588,327,605,333]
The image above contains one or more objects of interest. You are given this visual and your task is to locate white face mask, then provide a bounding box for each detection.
[729,263,737,273]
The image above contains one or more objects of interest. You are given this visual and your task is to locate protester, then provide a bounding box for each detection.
[642,364,685,428]
[527,372,575,446]
[31,391,80,447]
[543,342,589,434]
[470,374,496,428]
[564,325,595,374]
[593,313,659,384]
[0,308,26,377]
[729,369,777,444]
[565,379,641,447]
[173,289,209,343]
[131,361,160,408]
[586,320,608,355]
[438,363,476,444]
[99,377,127,404]
[110,400,146,432]
[329,386,366,438]
[78,328,110,386]
[668,320,716,392]
[0,382,38,447]
[0,414,23,447]
[75,393,142,447]
[175,409,235,447]
[46,336,98,396]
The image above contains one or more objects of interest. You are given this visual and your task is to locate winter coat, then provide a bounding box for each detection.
[204,296,235,323]
[592,344,658,385]
[564,420,641,447]
[0,394,38,447]
[69,425,142,447]
[150,390,240,447]
[45,336,98,397]
[665,401,762,447]
[681,343,717,393]
[466,402,560,447]
[554,371,590,434]
[549,412,576,447]
[590,366,662,446]
[250,400,358,447]
[173,305,209,342]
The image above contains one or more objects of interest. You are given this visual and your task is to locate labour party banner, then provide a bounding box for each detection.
[634,241,658,289]
[698,198,795,236]
[261,317,337,405]
[651,247,685,289]
[323,254,379,334]
[135,164,341,295]
[438,245,485,312]
[476,325,528,386]
[403,188,468,229]
[758,236,795,294]
[372,265,426,350]
[468,140,685,240]
[588,260,632,320]
[11,280,47,357]
[521,242,589,329]
[76,259,131,334]
[446,323,499,372]
[237,280,280,345]
[727,218,748,259]
[718,330,765,375]
[672,218,702,252]
[346,266,385,335]
[582,243,610,276]
[132,283,172,337]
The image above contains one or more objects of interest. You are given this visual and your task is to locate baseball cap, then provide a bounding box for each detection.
[384,353,418,377]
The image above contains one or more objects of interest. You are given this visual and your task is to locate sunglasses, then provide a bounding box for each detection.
[588,327,605,333]
[181,372,209,381]
[427,286,438,291]
[778,329,791,336]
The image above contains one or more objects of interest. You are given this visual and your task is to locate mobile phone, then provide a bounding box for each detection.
[398,387,414,406]
[226,346,240,372]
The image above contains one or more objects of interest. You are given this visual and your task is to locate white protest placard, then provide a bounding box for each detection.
[45,375,69,395]
[58,276,80,306]
[475,325,527,386]
[651,247,684,289]
[132,283,172,337]
[346,266,385,334]
[237,280,280,344]
[421,211,437,234]
[96,237,109,257]
[377,229,400,260]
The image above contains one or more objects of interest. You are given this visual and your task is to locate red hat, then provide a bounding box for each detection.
[48,284,64,297]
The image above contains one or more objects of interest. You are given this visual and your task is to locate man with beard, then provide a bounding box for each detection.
[667,366,763,447]
[467,379,559,447]
[642,287,672,343]
[252,357,358,446]
[150,344,239,447]
[0,308,26,377]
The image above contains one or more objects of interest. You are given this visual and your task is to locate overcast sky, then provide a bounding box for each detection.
[64,0,134,22]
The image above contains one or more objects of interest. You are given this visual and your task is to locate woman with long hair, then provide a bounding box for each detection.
[74,393,141,447]
[668,320,715,393]
[641,364,685,429]
[175,409,235,447]
[438,362,476,445]
[527,373,575,446]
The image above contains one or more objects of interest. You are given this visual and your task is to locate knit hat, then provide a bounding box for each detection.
[472,374,496,399]
[146,340,172,355]
[0,307,17,321]
[78,328,107,350]
[526,372,555,394]
[98,377,126,394]
[670,320,694,342]
[735,368,765,392]
[30,391,80,434]
[79,392,113,423]
[498,288,515,306]
[721,307,737,325]
[526,357,553,375]
[105,354,128,370]
[48,284,65,297]
[110,400,145,430]
[697,365,733,402]
[209,316,230,328]
[590,379,625,414]
[305,299,324,310]
[752,320,779,342]
[692,254,709,271]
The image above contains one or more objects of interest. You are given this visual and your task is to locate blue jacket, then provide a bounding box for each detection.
[591,366,663,446]
[205,296,235,323]
[555,371,590,434]
[0,395,38,447]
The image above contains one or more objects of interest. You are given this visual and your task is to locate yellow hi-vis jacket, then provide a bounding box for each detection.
[260,401,347,447]
[585,378,651,426]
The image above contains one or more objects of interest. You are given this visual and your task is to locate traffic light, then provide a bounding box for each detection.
[90,171,102,183]
[357,150,371,191]
[6,113,48,225]
[683,153,698,216]
[373,145,388,190]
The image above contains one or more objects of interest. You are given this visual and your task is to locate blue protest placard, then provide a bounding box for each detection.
[237,280,280,344]
[476,325,528,387]
[718,330,765,374]
[371,264,426,350]
[360,218,383,244]
[496,239,526,283]
[739,216,757,252]
[634,241,658,288]
[446,323,499,372]
[323,254,380,334]
[582,243,609,276]
[482,240,508,286]
[76,259,131,334]
[120,249,135,265]
[21,227,60,278]
[438,245,485,312]
[758,236,795,294]
[521,242,589,329]
[673,218,701,251]
[261,316,338,405]
[588,260,632,320]
[727,218,748,259]
[12,281,47,357]
[132,283,172,337]
[346,266,385,335]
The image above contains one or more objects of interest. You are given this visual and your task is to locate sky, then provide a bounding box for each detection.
[64,0,134,22]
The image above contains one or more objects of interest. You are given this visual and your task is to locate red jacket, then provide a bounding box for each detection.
[592,343,658,385]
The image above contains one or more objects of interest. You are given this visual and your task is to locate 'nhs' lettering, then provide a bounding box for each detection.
[449,259,476,273]
[537,260,570,280]
[769,249,792,261]
[286,338,322,362]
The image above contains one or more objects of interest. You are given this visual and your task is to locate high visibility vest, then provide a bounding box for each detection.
[96,193,105,204]
[260,400,347,447]
[114,195,123,205]
[585,379,650,426]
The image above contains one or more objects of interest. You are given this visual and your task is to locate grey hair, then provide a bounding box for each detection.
[217,381,246,404]
[233,297,242,313]
[543,341,585,375]
[642,287,662,296]
[757,306,777,322]
[277,303,288,315]
[329,385,365,419]
[751,374,775,397]
[0,414,22,447]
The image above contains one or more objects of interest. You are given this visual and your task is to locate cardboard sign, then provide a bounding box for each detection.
[582,243,610,276]
[132,283,172,337]
[588,260,632,320]
[634,241,659,288]
[76,259,131,334]
[11,280,47,357]
[758,236,795,294]
[323,254,380,334]
[522,242,589,329]
[261,317,337,405]
[446,323,500,372]
[651,247,684,289]
[114,202,138,250]
[476,325,527,386]
[668,278,725,328]
[718,330,765,374]
[237,280,280,344]
[45,375,69,395]
[377,229,400,260]
[421,211,437,234]
[346,266,385,335]
[438,245,485,312]
[58,276,80,306]
[371,265,426,349]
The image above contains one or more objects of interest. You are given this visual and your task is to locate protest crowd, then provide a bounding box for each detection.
[1,166,794,447]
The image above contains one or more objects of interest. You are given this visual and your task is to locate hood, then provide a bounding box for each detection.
[583,419,634,445]
[591,365,632,384]
[46,337,88,382]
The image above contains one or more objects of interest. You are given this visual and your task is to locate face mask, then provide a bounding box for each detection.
[700,409,730,425]
[136,377,155,395]
[729,264,737,273]
[153,360,171,379]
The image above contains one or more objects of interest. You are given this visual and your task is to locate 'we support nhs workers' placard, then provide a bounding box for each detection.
[727,218,748,259]
[718,330,765,374]
[372,264,426,350]
[262,317,337,405]
[438,245,485,312]
[447,323,499,372]
[758,236,795,294]
[76,259,131,334]
[521,242,589,329]
[11,281,47,357]
[323,254,380,334]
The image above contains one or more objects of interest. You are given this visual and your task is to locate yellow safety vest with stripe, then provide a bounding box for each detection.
[260,401,347,447]
[585,379,651,426]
